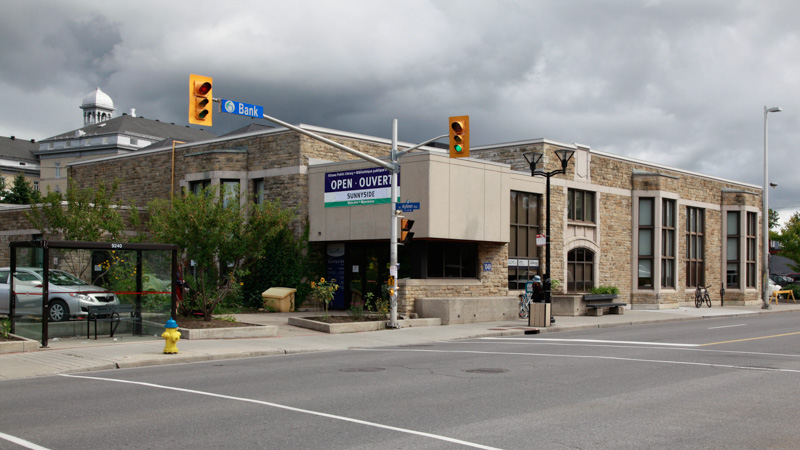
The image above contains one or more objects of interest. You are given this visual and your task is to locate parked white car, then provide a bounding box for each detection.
[0,267,119,322]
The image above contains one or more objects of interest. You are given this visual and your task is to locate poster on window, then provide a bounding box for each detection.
[324,167,400,207]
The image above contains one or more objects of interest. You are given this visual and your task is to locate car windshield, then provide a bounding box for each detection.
[30,269,89,286]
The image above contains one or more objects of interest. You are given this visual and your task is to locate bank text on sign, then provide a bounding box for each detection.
[324,167,400,207]
[220,99,264,118]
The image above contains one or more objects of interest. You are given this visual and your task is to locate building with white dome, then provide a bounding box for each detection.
[33,87,216,193]
[80,87,115,126]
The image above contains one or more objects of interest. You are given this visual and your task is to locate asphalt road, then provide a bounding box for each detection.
[2,313,799,449]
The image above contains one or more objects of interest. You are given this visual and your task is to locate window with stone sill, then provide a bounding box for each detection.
[567,189,595,223]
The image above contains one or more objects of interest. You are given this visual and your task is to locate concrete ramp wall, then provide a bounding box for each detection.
[416,297,519,325]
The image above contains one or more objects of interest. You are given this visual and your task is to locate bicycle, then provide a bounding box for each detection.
[694,285,711,308]
[519,289,532,319]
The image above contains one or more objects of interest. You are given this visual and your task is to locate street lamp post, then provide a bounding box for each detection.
[523,148,575,307]
[762,106,782,309]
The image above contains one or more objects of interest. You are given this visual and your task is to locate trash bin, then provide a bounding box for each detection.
[261,287,297,312]
[529,302,551,328]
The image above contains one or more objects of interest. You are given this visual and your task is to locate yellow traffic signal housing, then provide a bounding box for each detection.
[449,115,470,158]
[400,218,415,244]
[189,74,213,126]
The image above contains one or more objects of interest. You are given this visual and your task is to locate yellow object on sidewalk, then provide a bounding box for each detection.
[161,318,181,354]
[770,290,796,305]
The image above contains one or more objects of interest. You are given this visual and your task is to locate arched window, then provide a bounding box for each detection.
[567,248,594,292]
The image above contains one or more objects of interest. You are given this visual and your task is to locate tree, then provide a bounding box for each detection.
[26,179,125,278]
[27,179,124,241]
[776,212,800,272]
[769,208,781,230]
[147,185,295,320]
[1,174,40,205]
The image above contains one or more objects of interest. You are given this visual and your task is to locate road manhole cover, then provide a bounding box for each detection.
[340,367,386,373]
[463,368,508,374]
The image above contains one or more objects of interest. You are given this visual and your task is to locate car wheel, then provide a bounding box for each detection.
[49,299,69,322]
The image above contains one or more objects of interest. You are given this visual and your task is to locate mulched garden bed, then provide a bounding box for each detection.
[175,317,256,329]
[306,315,387,323]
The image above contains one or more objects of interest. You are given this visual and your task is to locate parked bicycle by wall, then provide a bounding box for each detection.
[694,285,711,308]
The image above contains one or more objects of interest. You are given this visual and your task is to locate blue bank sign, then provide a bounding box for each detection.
[220,99,264,118]
[325,167,399,207]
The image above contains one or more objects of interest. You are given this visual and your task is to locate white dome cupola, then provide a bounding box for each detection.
[80,87,115,125]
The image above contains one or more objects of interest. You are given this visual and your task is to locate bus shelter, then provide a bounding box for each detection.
[7,240,178,347]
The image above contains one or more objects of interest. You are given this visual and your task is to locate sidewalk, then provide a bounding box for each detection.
[2,303,799,381]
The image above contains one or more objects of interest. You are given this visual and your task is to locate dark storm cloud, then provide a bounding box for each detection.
[1,0,800,221]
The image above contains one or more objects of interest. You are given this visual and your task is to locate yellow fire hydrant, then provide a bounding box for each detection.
[161,318,181,354]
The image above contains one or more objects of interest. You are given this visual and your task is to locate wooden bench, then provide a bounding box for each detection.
[87,304,141,339]
[769,290,796,305]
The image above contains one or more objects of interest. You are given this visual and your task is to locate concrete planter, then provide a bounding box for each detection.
[177,324,277,340]
[289,316,441,334]
[583,294,618,301]
[0,334,41,354]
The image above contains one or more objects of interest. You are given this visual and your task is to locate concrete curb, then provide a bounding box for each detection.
[0,334,41,354]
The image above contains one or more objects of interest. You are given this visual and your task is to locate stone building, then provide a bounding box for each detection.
[54,124,764,315]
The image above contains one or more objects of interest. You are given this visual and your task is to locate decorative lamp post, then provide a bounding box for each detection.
[523,148,575,306]
[762,106,782,309]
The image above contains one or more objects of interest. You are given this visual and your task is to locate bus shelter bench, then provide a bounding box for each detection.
[585,302,627,316]
[87,304,141,339]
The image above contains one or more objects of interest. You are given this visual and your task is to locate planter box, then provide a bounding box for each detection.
[288,317,441,334]
[0,334,41,354]
[583,294,618,301]
[177,324,277,340]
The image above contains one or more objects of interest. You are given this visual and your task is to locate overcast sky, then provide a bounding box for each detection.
[2,1,798,224]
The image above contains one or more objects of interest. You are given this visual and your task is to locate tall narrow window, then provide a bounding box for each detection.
[567,248,594,292]
[638,198,654,289]
[221,179,240,208]
[727,211,740,288]
[509,191,541,290]
[661,199,675,288]
[253,179,265,205]
[686,207,705,287]
[746,212,757,288]
[54,162,61,178]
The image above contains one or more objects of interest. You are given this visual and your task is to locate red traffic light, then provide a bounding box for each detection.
[195,81,212,96]
[189,74,213,126]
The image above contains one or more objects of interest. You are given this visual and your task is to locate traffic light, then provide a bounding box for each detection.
[189,74,213,126]
[449,115,469,158]
[400,218,415,245]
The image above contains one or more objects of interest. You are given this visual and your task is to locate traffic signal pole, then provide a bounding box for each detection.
[252,109,445,328]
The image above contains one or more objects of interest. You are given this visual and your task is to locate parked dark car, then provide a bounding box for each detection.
[771,274,795,286]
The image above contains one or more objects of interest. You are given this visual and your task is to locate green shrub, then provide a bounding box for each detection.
[0,317,9,339]
[591,286,620,295]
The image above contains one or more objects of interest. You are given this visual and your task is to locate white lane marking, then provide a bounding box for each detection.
[355,348,800,374]
[59,374,500,450]
[480,337,701,347]
[451,338,800,359]
[0,432,50,450]
[708,324,747,330]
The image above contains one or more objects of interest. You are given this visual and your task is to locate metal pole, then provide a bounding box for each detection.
[389,119,399,328]
[762,106,781,309]
[762,107,769,309]
[545,174,551,305]
[259,112,394,171]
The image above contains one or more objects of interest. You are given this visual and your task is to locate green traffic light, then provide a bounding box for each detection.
[454,144,463,153]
